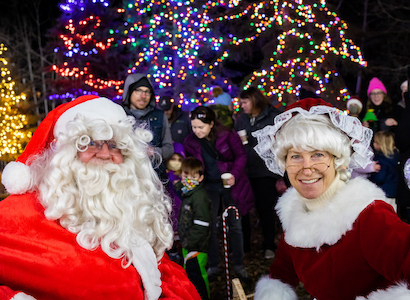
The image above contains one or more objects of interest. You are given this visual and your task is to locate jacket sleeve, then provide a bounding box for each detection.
[156,113,174,161]
[158,254,201,299]
[227,131,247,180]
[360,202,410,282]
[185,194,211,251]
[396,95,410,152]
[254,235,299,300]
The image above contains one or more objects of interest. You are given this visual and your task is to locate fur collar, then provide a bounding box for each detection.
[277,177,386,250]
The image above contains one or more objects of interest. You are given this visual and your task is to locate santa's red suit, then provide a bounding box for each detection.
[255,177,410,300]
[0,192,200,300]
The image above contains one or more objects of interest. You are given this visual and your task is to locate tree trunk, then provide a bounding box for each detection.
[355,0,368,95]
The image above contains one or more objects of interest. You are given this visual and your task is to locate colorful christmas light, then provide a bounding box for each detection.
[51,0,366,108]
[0,44,32,161]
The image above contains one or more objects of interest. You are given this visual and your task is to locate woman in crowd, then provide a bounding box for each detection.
[253,98,410,300]
[363,77,397,133]
[183,106,254,280]
[235,87,281,259]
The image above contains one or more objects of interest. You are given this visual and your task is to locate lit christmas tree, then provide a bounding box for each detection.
[116,0,240,109]
[0,43,33,161]
[49,0,127,103]
[238,0,366,108]
[49,0,365,110]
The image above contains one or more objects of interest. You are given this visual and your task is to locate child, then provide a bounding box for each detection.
[346,97,382,179]
[165,143,185,264]
[176,157,212,300]
[370,131,400,211]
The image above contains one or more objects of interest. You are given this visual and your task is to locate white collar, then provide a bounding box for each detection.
[277,177,386,250]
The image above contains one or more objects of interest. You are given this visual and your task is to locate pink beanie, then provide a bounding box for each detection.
[367,77,387,96]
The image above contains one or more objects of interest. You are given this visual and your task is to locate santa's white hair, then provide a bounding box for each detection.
[273,113,352,181]
[27,114,173,266]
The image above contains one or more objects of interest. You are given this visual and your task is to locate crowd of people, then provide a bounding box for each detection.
[1,73,410,299]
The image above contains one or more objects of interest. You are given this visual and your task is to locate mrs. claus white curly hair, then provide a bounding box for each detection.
[273,114,352,181]
[29,114,173,263]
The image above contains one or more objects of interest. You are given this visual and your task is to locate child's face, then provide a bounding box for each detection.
[373,141,381,151]
[167,154,183,171]
[181,171,204,183]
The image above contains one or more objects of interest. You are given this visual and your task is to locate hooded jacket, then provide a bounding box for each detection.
[122,74,173,161]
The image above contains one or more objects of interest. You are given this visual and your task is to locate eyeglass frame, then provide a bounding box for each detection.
[133,88,152,96]
[285,162,331,174]
[369,91,384,97]
[87,139,121,153]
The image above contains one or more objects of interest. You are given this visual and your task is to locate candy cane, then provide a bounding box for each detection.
[222,205,239,300]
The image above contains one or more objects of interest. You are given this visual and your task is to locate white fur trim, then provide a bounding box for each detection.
[356,282,410,300]
[131,236,162,300]
[11,292,36,300]
[347,98,363,110]
[54,97,127,138]
[277,177,386,249]
[1,161,32,195]
[254,276,297,300]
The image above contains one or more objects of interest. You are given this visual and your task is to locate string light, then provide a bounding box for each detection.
[0,44,32,161]
[51,0,365,108]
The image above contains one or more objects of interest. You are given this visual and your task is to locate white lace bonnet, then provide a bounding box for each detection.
[252,98,374,176]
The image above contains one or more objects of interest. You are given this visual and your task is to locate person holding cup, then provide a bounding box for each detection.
[235,87,281,259]
[183,106,254,282]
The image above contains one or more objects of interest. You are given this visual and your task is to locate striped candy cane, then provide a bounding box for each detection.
[222,205,239,300]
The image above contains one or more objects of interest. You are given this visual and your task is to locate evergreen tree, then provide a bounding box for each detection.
[0,43,34,161]
[48,0,365,110]
[115,0,241,109]
[236,0,366,108]
[48,0,127,103]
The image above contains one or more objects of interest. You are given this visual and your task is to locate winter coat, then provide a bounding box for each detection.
[169,108,192,144]
[177,182,212,253]
[183,130,254,215]
[0,193,201,300]
[395,94,410,212]
[254,177,410,300]
[370,150,399,198]
[121,73,173,161]
[235,105,281,178]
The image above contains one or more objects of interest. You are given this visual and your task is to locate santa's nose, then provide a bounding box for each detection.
[96,143,111,159]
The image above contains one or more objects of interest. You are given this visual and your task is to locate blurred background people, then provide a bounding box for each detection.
[184,106,254,281]
[122,73,173,182]
[363,77,397,133]
[235,86,281,259]
[158,95,192,145]
[370,131,399,211]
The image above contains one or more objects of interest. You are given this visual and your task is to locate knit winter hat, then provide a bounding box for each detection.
[367,77,387,96]
[2,95,127,195]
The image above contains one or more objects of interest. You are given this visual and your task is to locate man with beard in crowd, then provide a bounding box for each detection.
[0,95,200,300]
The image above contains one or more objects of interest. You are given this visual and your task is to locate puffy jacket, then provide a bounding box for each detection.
[177,182,212,253]
[183,130,254,215]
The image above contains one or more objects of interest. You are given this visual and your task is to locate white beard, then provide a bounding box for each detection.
[38,157,169,299]
[37,153,172,254]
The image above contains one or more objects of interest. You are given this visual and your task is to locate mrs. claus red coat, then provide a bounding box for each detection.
[255,177,410,300]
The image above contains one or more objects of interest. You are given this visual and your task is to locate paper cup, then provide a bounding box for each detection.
[221,173,232,188]
[237,130,248,145]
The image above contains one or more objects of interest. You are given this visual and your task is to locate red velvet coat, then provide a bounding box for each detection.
[0,193,201,300]
[255,177,410,300]
[183,130,254,215]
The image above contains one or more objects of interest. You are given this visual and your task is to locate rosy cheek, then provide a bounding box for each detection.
[112,153,124,164]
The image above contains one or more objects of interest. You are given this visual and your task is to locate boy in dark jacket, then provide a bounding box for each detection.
[176,157,212,300]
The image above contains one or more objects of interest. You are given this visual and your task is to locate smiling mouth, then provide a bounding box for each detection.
[300,178,320,184]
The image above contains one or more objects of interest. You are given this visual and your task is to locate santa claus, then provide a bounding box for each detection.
[0,95,201,300]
